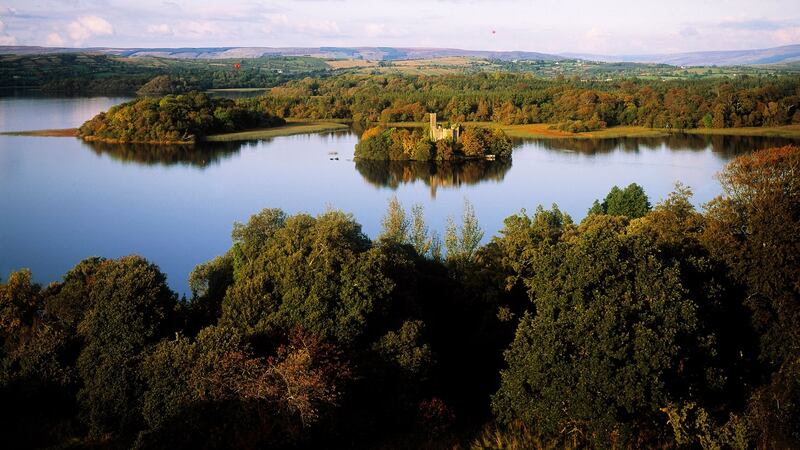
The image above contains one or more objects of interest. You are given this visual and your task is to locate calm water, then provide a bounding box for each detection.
[1,96,797,294]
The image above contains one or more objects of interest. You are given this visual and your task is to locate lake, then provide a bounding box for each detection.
[1,96,797,294]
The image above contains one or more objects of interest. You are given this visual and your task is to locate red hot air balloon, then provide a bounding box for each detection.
[234,63,241,70]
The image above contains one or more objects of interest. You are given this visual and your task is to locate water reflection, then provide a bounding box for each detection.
[83,140,247,168]
[519,134,799,157]
[356,159,512,198]
[82,129,355,168]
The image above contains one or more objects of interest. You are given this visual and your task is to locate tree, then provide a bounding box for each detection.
[379,196,409,244]
[221,209,395,344]
[704,145,800,367]
[459,128,485,158]
[410,203,441,259]
[187,254,234,332]
[493,210,733,446]
[445,199,484,262]
[588,183,651,219]
[77,256,177,439]
[139,325,351,449]
[702,145,800,447]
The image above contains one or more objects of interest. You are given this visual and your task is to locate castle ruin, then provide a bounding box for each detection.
[429,113,460,142]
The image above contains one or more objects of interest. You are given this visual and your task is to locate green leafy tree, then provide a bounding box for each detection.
[493,210,731,446]
[379,196,410,244]
[588,183,651,219]
[445,199,484,262]
[77,256,177,439]
[221,209,395,344]
[410,203,441,259]
[703,146,800,447]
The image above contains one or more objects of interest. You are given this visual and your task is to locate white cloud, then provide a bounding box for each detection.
[46,32,65,46]
[775,26,800,44]
[67,15,113,43]
[363,23,407,38]
[0,19,15,45]
[295,19,340,35]
[582,27,613,52]
[261,14,341,37]
[179,20,220,37]
[147,23,172,35]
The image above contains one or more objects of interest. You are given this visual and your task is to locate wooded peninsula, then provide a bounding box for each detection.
[78,93,285,144]
[73,72,800,147]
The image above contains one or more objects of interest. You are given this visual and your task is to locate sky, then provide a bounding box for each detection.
[0,0,798,55]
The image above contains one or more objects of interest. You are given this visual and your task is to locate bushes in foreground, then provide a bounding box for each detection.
[1,146,798,448]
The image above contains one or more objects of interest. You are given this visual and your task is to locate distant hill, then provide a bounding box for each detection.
[561,44,800,66]
[0,46,563,62]
[3,44,799,66]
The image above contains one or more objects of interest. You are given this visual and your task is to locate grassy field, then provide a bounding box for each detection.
[6,122,799,142]
[681,125,800,138]
[205,121,349,141]
[324,56,799,79]
[326,57,494,75]
[377,121,800,139]
[206,88,269,93]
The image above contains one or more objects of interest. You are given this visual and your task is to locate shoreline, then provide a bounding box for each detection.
[5,122,800,142]
[204,121,350,141]
[0,128,79,137]
[379,122,800,140]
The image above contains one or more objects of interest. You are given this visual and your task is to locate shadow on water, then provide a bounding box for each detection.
[355,159,512,198]
[516,134,800,158]
[82,140,250,168]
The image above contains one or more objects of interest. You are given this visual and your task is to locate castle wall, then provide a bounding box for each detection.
[429,113,459,142]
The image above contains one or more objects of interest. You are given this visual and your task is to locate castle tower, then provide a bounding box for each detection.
[429,113,437,141]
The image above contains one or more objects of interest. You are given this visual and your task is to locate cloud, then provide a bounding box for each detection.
[585,27,610,40]
[775,26,800,44]
[46,32,65,46]
[147,23,172,35]
[263,13,289,31]
[295,19,340,35]
[262,14,341,37]
[0,5,17,16]
[719,18,785,31]
[178,20,221,38]
[680,26,699,37]
[363,23,408,38]
[67,15,113,43]
[0,19,15,45]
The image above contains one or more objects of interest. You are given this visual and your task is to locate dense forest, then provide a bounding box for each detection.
[354,125,512,161]
[78,92,285,144]
[0,53,331,94]
[1,145,797,449]
[252,73,800,130]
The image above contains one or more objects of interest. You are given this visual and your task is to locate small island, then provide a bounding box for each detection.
[355,113,513,161]
[78,92,285,144]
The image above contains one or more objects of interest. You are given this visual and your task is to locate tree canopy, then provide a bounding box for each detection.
[2,145,799,448]
[78,92,285,144]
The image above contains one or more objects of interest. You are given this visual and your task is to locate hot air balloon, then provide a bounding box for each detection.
[234,63,241,70]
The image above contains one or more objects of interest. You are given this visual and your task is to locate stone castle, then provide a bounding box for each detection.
[429,113,460,142]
